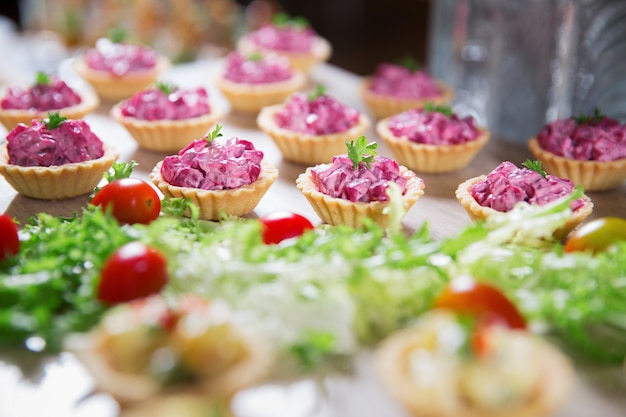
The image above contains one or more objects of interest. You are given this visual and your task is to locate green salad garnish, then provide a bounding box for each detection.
[522,159,547,178]
[571,107,606,125]
[346,135,378,170]
[35,71,50,86]
[271,12,309,28]
[423,102,453,117]
[43,112,67,130]
[205,124,223,145]
[308,84,326,101]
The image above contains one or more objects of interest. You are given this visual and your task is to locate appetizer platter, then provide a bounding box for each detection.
[1,54,626,417]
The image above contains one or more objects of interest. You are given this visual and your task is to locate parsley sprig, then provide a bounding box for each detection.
[43,112,67,130]
[35,71,50,86]
[108,27,128,43]
[271,12,309,28]
[424,102,453,117]
[522,159,547,178]
[308,85,326,101]
[346,136,378,170]
[397,55,420,71]
[205,124,223,145]
[571,107,605,125]
[156,81,177,95]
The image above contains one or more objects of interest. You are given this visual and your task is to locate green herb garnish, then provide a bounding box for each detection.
[397,55,420,71]
[289,330,336,372]
[424,102,453,117]
[205,124,223,145]
[108,27,128,43]
[35,71,50,86]
[571,107,605,125]
[43,112,67,130]
[346,135,378,170]
[308,85,326,101]
[155,81,177,95]
[271,12,309,28]
[522,159,547,178]
[247,52,263,62]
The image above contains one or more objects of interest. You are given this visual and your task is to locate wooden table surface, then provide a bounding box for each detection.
[0,59,625,417]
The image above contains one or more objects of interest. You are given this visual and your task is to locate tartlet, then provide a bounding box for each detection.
[149,127,278,220]
[236,13,331,73]
[215,51,306,115]
[455,161,593,240]
[361,60,453,119]
[0,72,99,131]
[296,137,425,228]
[0,114,118,200]
[376,104,489,173]
[111,83,224,152]
[527,110,626,191]
[257,87,371,164]
[377,310,574,417]
[74,37,170,102]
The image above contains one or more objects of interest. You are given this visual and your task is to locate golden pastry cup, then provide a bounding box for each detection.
[118,394,235,417]
[257,104,371,165]
[360,78,454,120]
[215,71,306,115]
[0,88,100,132]
[296,165,424,229]
[73,55,170,102]
[377,119,490,173]
[110,103,225,152]
[236,35,332,72]
[150,160,278,220]
[0,142,118,200]
[65,326,273,406]
[376,326,574,417]
[528,137,626,191]
[455,175,594,240]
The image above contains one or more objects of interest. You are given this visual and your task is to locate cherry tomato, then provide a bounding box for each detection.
[433,276,526,330]
[259,211,314,244]
[564,216,626,254]
[0,214,19,261]
[92,178,161,225]
[97,241,168,305]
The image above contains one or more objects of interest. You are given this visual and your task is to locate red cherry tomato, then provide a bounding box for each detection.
[564,217,626,254]
[97,241,168,305]
[0,214,19,261]
[92,178,161,225]
[433,276,526,330]
[259,211,314,244]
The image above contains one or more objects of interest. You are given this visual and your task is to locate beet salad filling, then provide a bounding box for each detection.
[1,74,81,111]
[537,115,626,161]
[120,85,211,120]
[369,63,442,100]
[223,52,294,84]
[387,107,480,145]
[6,115,104,167]
[84,38,158,76]
[311,155,408,203]
[470,161,584,212]
[249,22,316,53]
[274,90,360,135]
[160,136,263,190]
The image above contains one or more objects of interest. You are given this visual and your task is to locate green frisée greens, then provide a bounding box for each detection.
[0,184,624,371]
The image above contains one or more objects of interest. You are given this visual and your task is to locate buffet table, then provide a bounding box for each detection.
[0,59,625,417]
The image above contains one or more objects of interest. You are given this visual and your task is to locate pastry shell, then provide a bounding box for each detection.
[257,104,371,165]
[528,137,626,191]
[361,78,454,120]
[73,55,170,102]
[110,103,225,152]
[376,326,574,417]
[0,88,99,131]
[377,119,490,173]
[455,175,594,240]
[296,165,424,229]
[236,35,332,73]
[150,160,278,220]
[0,142,118,200]
[215,71,306,115]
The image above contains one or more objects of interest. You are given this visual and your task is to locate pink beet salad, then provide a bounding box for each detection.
[1,72,81,111]
[248,13,316,53]
[119,83,210,120]
[368,61,442,99]
[223,52,294,84]
[387,105,480,145]
[6,113,104,167]
[83,37,158,76]
[536,109,626,161]
[160,128,263,190]
[470,161,584,212]
[311,155,409,203]
[274,87,360,135]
